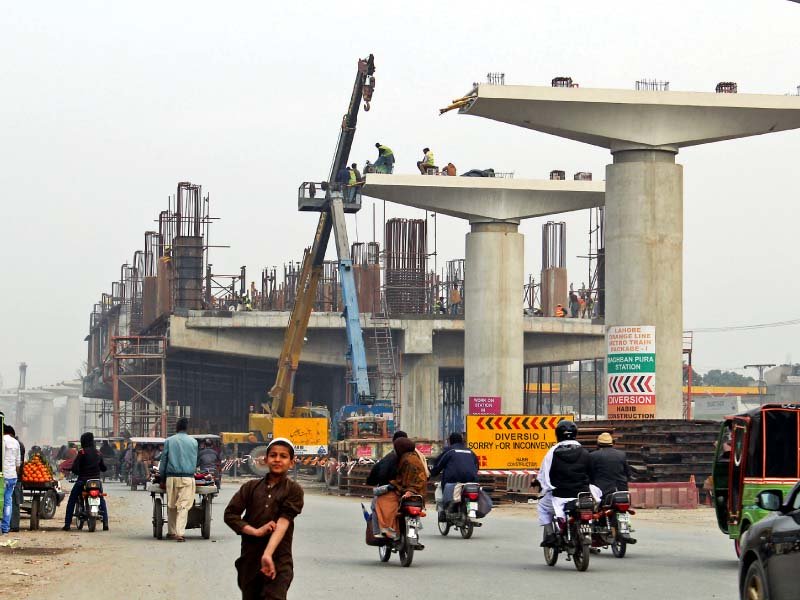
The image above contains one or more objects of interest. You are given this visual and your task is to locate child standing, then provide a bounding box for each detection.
[224,438,304,600]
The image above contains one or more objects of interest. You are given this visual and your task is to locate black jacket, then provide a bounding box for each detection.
[197,447,219,470]
[71,447,107,480]
[430,443,479,485]
[550,444,591,498]
[366,451,398,486]
[589,447,629,496]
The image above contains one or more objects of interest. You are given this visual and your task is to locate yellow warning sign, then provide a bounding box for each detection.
[273,418,329,456]
[466,414,572,470]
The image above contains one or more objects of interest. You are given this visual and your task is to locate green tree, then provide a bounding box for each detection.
[701,369,755,387]
[683,363,703,386]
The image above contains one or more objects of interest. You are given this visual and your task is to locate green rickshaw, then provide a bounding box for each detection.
[712,403,800,555]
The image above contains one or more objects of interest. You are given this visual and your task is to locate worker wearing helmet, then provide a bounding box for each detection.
[537,420,595,547]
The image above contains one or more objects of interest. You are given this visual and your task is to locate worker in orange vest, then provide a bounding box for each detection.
[554,304,566,318]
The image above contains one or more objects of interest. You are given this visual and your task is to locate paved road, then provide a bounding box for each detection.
[20,479,738,599]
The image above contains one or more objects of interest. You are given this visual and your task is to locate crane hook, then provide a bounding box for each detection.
[364,101,371,111]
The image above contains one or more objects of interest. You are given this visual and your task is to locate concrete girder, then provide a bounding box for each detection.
[462,85,800,150]
[363,174,604,222]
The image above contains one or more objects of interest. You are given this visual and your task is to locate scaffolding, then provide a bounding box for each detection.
[110,336,172,437]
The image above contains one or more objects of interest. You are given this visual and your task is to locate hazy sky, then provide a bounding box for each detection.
[2,0,799,388]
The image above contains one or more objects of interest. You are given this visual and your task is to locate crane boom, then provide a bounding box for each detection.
[268,54,376,417]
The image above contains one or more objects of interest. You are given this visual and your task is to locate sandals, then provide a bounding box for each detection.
[175,536,186,542]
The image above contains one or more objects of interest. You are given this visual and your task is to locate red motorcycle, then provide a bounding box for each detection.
[591,490,637,558]
[377,493,426,567]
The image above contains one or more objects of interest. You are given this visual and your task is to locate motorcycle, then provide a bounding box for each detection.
[377,493,426,567]
[543,491,594,571]
[74,479,105,532]
[437,482,484,539]
[591,490,636,558]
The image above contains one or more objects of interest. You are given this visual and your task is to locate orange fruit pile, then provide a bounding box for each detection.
[22,455,53,483]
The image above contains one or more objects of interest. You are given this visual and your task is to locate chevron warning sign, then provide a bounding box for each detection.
[607,326,656,420]
[466,414,572,470]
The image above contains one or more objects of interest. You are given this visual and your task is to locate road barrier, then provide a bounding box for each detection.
[629,476,698,509]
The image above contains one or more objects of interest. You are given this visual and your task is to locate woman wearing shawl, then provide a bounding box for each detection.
[374,436,427,538]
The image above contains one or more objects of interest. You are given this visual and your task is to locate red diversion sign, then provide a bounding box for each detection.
[465,414,571,470]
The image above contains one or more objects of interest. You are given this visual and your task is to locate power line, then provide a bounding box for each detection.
[689,317,800,333]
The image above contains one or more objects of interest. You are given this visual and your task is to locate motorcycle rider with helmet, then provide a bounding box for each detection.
[537,420,595,547]
[429,432,479,522]
[62,432,109,531]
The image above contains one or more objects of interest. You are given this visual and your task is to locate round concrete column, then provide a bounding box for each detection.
[66,394,81,441]
[605,149,683,419]
[464,221,524,416]
[40,397,55,446]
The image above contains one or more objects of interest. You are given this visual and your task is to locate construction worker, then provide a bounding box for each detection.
[373,143,395,174]
[443,162,457,176]
[347,164,360,202]
[554,304,566,318]
[417,147,436,174]
[449,283,462,315]
[335,164,350,189]
[350,162,363,183]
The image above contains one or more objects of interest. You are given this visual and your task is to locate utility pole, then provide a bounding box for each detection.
[744,363,776,404]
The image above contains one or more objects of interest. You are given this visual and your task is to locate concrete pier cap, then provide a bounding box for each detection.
[460,84,800,419]
[363,175,604,420]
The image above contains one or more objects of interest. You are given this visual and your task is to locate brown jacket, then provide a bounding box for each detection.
[224,475,304,590]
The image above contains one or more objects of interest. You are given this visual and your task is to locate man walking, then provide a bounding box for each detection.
[2,426,21,535]
[159,418,198,542]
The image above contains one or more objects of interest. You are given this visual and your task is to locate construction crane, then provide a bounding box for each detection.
[225,56,379,474]
[271,53,376,413]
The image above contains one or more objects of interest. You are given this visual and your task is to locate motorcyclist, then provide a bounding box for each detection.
[197,438,221,489]
[366,430,409,487]
[590,432,636,544]
[62,432,109,531]
[429,432,479,522]
[537,420,593,547]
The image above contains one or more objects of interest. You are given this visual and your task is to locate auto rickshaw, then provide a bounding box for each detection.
[711,404,800,555]
[127,437,165,491]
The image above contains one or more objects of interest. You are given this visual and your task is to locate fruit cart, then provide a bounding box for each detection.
[20,454,58,530]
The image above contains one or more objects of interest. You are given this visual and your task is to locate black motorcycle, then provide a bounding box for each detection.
[74,479,105,532]
[543,491,594,571]
[437,482,484,539]
[377,493,426,567]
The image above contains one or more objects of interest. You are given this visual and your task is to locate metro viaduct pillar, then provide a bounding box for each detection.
[364,175,604,417]
[460,84,800,418]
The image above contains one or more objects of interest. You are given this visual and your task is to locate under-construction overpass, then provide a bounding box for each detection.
[81,181,607,440]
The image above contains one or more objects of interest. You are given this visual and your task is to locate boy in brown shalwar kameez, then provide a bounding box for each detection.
[224,438,304,600]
